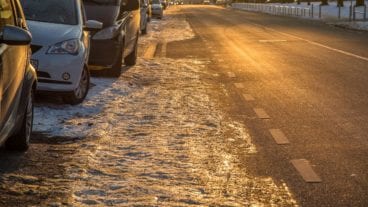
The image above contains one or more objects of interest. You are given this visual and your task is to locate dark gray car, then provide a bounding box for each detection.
[0,0,37,151]
[140,0,151,34]
[84,0,141,77]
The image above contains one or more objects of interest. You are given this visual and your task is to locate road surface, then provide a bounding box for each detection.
[167,5,368,207]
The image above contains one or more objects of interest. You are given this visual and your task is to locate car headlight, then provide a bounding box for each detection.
[92,25,120,40]
[47,39,80,55]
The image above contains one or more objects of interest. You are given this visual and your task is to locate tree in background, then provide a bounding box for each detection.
[356,0,365,6]
[337,0,343,6]
[320,0,328,5]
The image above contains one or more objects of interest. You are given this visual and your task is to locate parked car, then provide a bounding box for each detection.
[151,0,164,19]
[0,0,37,151]
[84,0,141,77]
[140,0,151,34]
[20,0,103,105]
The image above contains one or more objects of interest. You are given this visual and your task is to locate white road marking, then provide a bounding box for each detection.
[248,21,368,62]
[253,108,271,119]
[143,42,158,59]
[161,41,167,57]
[259,40,287,43]
[291,159,322,183]
[242,94,255,101]
[227,72,236,78]
[234,83,245,89]
[269,129,290,144]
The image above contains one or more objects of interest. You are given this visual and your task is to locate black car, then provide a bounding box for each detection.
[84,0,141,77]
[0,0,37,151]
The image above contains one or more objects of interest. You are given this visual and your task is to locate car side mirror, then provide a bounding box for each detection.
[122,0,140,11]
[84,20,103,31]
[0,25,32,45]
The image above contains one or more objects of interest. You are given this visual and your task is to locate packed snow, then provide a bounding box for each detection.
[232,1,368,31]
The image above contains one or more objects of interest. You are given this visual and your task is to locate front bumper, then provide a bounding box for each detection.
[31,48,86,92]
[89,38,121,69]
[151,9,163,16]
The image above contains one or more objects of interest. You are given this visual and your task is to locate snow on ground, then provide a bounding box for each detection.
[34,78,119,137]
[232,1,368,31]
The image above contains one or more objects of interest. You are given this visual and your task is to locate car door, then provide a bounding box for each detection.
[80,0,90,63]
[122,0,140,55]
[0,0,27,132]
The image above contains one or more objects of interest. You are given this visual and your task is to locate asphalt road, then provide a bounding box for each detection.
[166,5,368,207]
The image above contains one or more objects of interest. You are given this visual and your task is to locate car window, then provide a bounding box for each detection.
[81,1,87,24]
[19,0,78,25]
[0,0,15,28]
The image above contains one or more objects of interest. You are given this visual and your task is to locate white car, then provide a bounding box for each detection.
[20,0,102,105]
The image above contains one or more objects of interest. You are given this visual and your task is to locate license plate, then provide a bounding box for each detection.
[30,59,38,70]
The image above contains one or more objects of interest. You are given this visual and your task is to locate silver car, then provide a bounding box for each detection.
[20,0,102,105]
[151,0,164,19]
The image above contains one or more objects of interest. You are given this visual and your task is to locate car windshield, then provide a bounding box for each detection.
[84,0,120,5]
[20,0,78,25]
[152,0,160,4]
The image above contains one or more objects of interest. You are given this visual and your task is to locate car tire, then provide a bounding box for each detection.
[108,44,124,77]
[124,35,138,66]
[63,66,90,105]
[5,87,34,151]
[141,23,148,35]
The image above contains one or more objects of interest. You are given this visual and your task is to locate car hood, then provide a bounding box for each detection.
[27,20,81,46]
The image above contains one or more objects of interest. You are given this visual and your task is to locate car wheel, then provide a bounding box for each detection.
[124,35,138,66]
[108,44,124,77]
[63,66,90,105]
[5,87,34,151]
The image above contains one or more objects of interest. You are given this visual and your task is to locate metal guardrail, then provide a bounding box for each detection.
[232,3,367,21]
[352,5,367,21]
[232,3,314,18]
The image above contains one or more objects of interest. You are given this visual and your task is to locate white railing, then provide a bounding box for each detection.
[232,3,314,18]
[232,3,367,21]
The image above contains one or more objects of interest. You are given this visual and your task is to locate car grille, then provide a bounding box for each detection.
[31,45,43,54]
[37,71,51,78]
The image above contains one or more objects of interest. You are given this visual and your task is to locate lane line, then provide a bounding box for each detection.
[269,129,290,145]
[242,94,255,101]
[161,41,167,57]
[234,83,245,89]
[253,108,271,119]
[246,21,368,62]
[291,159,322,183]
[143,42,158,59]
